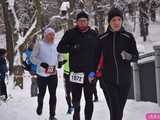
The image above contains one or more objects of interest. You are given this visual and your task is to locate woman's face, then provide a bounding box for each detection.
[110,16,122,32]
[46,32,55,43]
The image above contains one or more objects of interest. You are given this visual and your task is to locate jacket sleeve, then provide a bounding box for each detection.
[95,36,103,71]
[57,30,71,53]
[128,34,139,62]
[31,41,42,65]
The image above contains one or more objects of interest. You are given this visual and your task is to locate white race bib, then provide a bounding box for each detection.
[70,72,84,84]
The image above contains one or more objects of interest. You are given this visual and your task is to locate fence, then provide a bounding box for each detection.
[129,45,160,106]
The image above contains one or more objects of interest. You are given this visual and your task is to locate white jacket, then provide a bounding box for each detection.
[31,40,63,77]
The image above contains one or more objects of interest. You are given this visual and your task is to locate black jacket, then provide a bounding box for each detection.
[0,56,7,80]
[57,27,98,73]
[97,26,139,86]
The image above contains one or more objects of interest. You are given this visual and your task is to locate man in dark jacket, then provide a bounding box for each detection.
[0,48,8,101]
[57,11,98,120]
[97,7,139,120]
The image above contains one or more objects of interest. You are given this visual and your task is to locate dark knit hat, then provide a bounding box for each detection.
[76,11,89,20]
[108,7,123,23]
[0,48,6,56]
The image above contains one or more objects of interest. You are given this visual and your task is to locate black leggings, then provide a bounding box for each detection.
[0,73,7,97]
[102,83,131,120]
[64,74,72,108]
[71,76,94,120]
[37,75,58,116]
[92,79,98,99]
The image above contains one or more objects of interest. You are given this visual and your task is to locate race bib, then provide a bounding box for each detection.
[70,72,84,84]
[45,66,56,75]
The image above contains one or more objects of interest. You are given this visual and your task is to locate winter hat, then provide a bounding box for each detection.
[76,11,89,20]
[108,7,123,23]
[44,27,55,37]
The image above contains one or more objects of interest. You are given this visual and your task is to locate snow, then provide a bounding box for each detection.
[14,18,37,51]
[1,6,160,120]
[60,1,70,11]
[0,69,160,120]
[1,22,160,119]
[125,15,160,56]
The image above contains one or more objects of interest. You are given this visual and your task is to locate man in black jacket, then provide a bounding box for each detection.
[97,7,139,120]
[57,11,98,120]
[0,48,8,101]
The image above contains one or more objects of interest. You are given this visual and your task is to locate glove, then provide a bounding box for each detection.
[58,60,67,68]
[40,62,49,69]
[22,61,31,71]
[88,72,96,83]
[121,51,132,60]
[88,72,96,78]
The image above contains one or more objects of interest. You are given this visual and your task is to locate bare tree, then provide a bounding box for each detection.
[1,0,14,74]
[68,0,76,29]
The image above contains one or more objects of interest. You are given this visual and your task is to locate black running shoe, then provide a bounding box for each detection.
[67,106,74,114]
[36,103,43,115]
[49,115,57,120]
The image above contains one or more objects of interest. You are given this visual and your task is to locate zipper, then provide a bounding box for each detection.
[113,32,119,85]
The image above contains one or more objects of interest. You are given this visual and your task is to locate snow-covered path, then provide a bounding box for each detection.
[0,69,160,120]
[1,12,160,120]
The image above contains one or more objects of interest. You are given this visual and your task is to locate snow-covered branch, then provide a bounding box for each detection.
[14,18,37,51]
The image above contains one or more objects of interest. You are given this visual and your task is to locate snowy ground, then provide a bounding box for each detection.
[1,14,160,120]
[0,69,160,120]
[134,15,160,54]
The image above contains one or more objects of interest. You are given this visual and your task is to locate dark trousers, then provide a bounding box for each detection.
[102,83,131,120]
[64,73,72,108]
[71,75,94,120]
[31,76,38,97]
[37,75,58,116]
[92,79,98,100]
[0,73,7,98]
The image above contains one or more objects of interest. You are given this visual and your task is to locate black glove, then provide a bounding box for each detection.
[22,61,31,71]
[58,60,67,68]
[40,62,49,69]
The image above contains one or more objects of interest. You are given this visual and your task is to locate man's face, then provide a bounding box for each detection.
[76,18,89,30]
[110,16,122,32]
[46,32,55,43]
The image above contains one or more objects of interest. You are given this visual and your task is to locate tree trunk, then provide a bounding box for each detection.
[98,9,105,34]
[34,0,44,30]
[68,0,76,29]
[1,0,14,74]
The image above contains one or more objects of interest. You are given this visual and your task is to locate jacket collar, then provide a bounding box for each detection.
[106,25,125,33]
[75,26,91,33]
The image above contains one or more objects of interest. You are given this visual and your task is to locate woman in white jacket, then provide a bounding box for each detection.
[31,27,62,120]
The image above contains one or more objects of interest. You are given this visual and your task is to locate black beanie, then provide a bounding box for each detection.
[0,48,6,56]
[76,11,89,20]
[108,7,123,23]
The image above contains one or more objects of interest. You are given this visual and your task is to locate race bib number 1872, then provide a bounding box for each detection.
[70,72,84,84]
